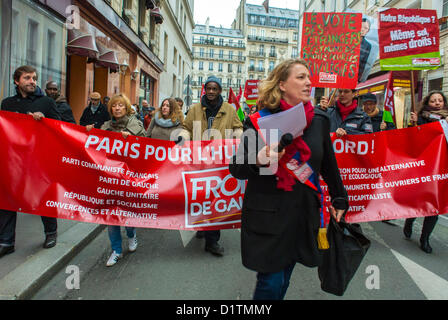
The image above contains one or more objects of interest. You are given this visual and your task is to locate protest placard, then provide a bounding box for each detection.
[378,8,440,70]
[301,12,362,89]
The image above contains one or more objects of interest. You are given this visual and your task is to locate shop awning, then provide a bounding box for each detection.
[356,73,390,93]
[356,71,416,94]
[95,43,120,72]
[145,0,156,10]
[151,7,164,24]
[66,29,99,59]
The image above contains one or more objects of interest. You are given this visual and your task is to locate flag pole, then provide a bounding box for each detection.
[410,70,417,127]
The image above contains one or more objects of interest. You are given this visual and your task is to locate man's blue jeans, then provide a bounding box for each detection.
[253,263,296,300]
[107,226,135,254]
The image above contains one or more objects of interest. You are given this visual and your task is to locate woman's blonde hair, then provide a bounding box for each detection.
[107,93,132,116]
[158,98,184,123]
[257,59,310,109]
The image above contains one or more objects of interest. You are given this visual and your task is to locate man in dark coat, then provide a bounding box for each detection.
[361,93,395,132]
[0,65,61,258]
[79,92,110,129]
[326,89,373,136]
[45,81,76,124]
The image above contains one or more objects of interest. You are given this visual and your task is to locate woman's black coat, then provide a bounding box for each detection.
[229,107,348,273]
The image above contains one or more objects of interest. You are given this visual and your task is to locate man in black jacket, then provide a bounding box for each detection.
[45,81,76,124]
[324,89,373,136]
[79,92,110,129]
[0,65,61,258]
[361,93,396,132]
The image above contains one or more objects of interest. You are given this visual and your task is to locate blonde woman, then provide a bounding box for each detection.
[146,98,184,140]
[229,59,348,300]
[99,94,145,266]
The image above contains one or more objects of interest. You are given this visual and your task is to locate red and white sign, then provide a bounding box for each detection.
[243,80,260,100]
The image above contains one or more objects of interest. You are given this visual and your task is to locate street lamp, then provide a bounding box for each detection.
[131,67,140,81]
[119,60,129,75]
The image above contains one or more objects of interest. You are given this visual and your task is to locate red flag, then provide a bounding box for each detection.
[262,0,269,13]
[383,72,396,124]
[200,84,206,98]
[236,85,242,102]
[229,87,245,121]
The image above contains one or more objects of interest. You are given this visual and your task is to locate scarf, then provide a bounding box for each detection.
[109,115,129,132]
[154,111,179,128]
[364,107,379,118]
[421,107,448,122]
[276,99,315,191]
[336,99,358,121]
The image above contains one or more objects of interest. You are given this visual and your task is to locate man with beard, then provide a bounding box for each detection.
[45,81,76,124]
[179,76,243,257]
[0,65,61,257]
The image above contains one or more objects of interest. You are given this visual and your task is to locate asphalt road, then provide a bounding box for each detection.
[33,216,448,302]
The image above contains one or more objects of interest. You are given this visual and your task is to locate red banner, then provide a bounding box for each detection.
[323,121,448,223]
[301,12,362,89]
[0,111,242,231]
[1,112,447,228]
[378,8,440,70]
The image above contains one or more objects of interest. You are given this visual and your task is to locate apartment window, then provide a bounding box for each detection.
[164,33,168,63]
[27,19,39,65]
[237,64,242,73]
[209,62,213,71]
[269,61,275,72]
[444,0,448,16]
[238,40,244,47]
[200,36,205,44]
[249,59,255,67]
[228,64,233,73]
[259,45,264,54]
[209,48,214,58]
[219,49,224,59]
[292,47,298,58]
[229,51,233,59]
[293,32,298,41]
[218,63,223,72]
[198,76,203,85]
[199,61,204,70]
[173,47,178,66]
[250,28,256,37]
[219,38,224,46]
[261,29,265,38]
[199,47,204,57]
[227,78,232,87]
[260,16,266,25]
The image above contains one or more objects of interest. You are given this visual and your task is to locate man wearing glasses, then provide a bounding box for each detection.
[80,92,110,129]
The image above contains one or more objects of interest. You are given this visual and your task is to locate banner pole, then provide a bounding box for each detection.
[410,70,417,126]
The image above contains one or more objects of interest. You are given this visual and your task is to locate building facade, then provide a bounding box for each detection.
[156,0,194,110]
[191,21,246,104]
[233,1,300,81]
[0,0,168,124]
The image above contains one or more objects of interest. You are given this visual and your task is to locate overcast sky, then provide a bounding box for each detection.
[193,0,300,28]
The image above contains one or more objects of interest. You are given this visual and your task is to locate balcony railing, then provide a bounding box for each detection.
[248,51,266,58]
[193,38,246,49]
[247,35,288,44]
[248,66,265,73]
[193,53,246,62]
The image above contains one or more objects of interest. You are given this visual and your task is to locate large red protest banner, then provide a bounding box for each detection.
[378,8,440,70]
[301,12,362,89]
[0,111,242,231]
[322,121,448,223]
[1,112,447,227]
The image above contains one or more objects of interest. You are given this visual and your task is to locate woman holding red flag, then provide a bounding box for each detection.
[229,59,348,300]
[405,90,448,253]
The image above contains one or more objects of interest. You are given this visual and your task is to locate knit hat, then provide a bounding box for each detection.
[204,76,222,90]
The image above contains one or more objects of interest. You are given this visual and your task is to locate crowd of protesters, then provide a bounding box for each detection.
[0,63,446,300]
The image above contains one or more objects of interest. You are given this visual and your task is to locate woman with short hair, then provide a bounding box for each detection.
[99,93,145,266]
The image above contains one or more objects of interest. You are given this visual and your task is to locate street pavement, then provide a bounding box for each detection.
[29,215,448,301]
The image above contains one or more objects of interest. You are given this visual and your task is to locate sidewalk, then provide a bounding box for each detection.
[0,212,104,300]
